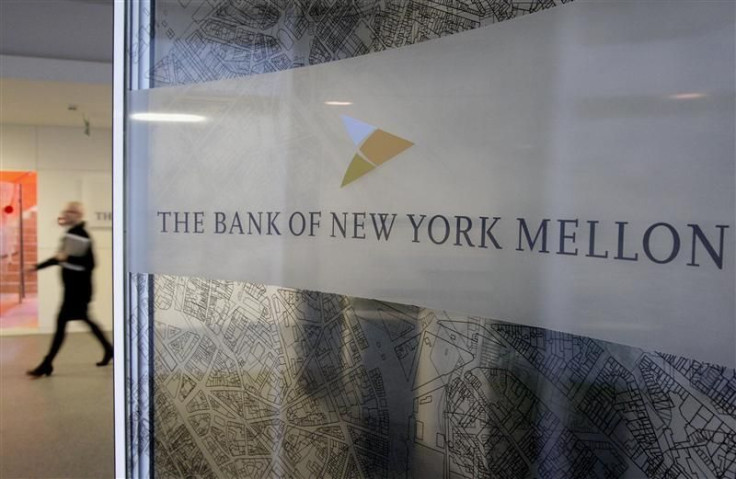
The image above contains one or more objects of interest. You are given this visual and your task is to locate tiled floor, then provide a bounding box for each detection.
[0,333,114,478]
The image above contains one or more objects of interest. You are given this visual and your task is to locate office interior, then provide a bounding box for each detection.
[1,1,114,477]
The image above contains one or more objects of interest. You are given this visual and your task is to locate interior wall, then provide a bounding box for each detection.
[1,123,112,333]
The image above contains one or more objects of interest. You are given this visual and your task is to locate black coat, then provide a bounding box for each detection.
[37,222,95,310]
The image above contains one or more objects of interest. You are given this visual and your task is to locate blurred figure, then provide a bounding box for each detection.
[27,202,113,377]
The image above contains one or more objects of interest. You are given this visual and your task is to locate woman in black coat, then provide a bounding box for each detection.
[27,202,113,377]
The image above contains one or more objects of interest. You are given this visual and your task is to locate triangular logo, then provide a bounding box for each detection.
[340,116,414,187]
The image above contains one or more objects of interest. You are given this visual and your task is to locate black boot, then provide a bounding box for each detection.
[27,360,53,377]
[96,347,113,367]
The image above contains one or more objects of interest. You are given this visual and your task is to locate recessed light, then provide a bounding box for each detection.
[324,101,353,106]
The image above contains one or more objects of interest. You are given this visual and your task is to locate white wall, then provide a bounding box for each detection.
[1,123,112,333]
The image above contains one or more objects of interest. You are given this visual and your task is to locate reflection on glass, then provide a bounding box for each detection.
[130,113,207,123]
[668,92,707,100]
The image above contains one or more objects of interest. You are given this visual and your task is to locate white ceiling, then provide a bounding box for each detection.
[0,0,113,63]
[0,0,113,128]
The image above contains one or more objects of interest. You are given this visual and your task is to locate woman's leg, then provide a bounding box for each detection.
[44,308,71,364]
[27,307,69,376]
[80,314,113,365]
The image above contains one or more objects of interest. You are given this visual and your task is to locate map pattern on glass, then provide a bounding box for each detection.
[150,274,736,479]
[142,0,572,87]
[128,275,153,478]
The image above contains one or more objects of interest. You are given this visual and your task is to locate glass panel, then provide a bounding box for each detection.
[0,173,38,331]
[142,0,568,89]
[124,1,736,478]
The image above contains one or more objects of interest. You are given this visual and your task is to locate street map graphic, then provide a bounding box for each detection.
[141,274,736,478]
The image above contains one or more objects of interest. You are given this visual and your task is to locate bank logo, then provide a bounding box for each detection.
[340,115,414,187]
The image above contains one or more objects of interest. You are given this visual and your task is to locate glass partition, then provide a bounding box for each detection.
[121,2,736,477]
[0,173,38,331]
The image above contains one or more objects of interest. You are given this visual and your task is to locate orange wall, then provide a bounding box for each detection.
[0,171,37,210]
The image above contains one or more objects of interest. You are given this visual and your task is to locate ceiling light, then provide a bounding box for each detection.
[324,101,353,106]
[669,92,706,100]
[130,113,207,122]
